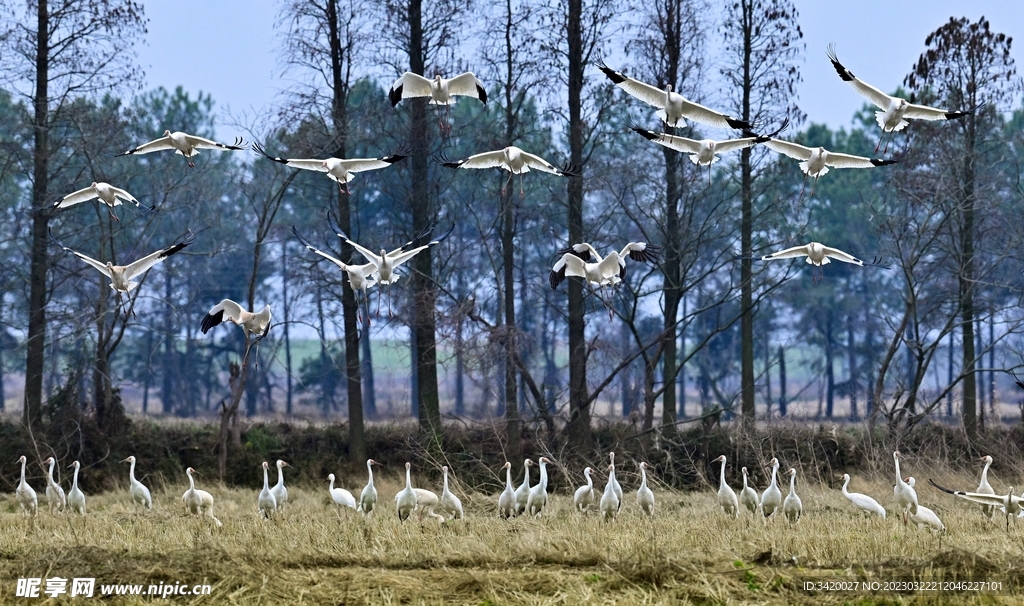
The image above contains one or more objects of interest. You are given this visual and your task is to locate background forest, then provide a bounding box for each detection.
[1,0,1023,473]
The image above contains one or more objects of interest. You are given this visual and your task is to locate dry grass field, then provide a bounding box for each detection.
[3,468,1024,605]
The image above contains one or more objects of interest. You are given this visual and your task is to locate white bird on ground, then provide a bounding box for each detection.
[67,461,86,515]
[637,462,655,517]
[293,226,379,324]
[598,62,751,130]
[182,467,222,527]
[783,468,802,524]
[328,217,454,318]
[573,467,596,514]
[550,242,662,290]
[441,466,464,520]
[630,125,778,185]
[388,71,487,132]
[929,479,1024,531]
[893,451,919,524]
[713,455,739,518]
[42,457,66,514]
[761,241,887,284]
[514,459,533,516]
[760,458,783,521]
[977,455,996,519]
[740,467,760,516]
[327,473,357,510]
[414,487,445,523]
[840,473,886,518]
[50,229,195,318]
[600,463,620,520]
[527,457,552,517]
[258,461,278,518]
[359,459,379,516]
[122,456,152,512]
[200,299,272,340]
[827,44,976,152]
[252,142,407,195]
[53,182,154,221]
[395,462,417,521]
[439,146,578,198]
[762,137,899,196]
[271,460,290,509]
[609,452,623,510]
[15,456,37,517]
[499,462,516,519]
[904,478,945,532]
[117,130,246,168]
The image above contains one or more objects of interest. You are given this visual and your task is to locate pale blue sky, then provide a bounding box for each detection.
[136,1,1024,135]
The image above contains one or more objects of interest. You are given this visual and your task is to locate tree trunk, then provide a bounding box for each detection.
[947,326,954,416]
[961,113,977,439]
[361,312,376,418]
[24,0,50,429]
[662,144,681,429]
[500,0,520,456]
[282,240,293,416]
[778,345,786,417]
[825,317,834,418]
[162,265,175,414]
[847,313,857,420]
[565,0,590,448]
[737,1,755,429]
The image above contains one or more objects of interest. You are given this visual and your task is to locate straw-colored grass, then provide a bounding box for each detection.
[2,472,1023,604]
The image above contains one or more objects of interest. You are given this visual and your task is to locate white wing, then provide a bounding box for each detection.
[54,185,99,208]
[598,64,667,109]
[123,233,195,281]
[550,253,587,289]
[65,248,113,278]
[389,72,433,104]
[118,135,175,156]
[183,133,245,151]
[444,149,508,170]
[676,98,748,130]
[764,139,813,161]
[338,154,405,173]
[827,45,893,111]
[822,246,864,265]
[446,72,486,101]
[903,102,965,121]
[519,151,568,176]
[762,244,811,261]
[108,185,141,205]
[714,137,762,153]
[825,151,885,169]
[201,299,245,334]
[631,127,702,154]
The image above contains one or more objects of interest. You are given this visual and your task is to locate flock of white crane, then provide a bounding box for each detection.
[46,46,975,341]
[9,450,1020,535]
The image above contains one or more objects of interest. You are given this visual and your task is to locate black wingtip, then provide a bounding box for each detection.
[389,85,402,107]
[476,84,487,105]
[326,212,349,240]
[435,152,463,169]
[252,141,286,163]
[826,43,854,81]
[549,268,565,290]
[560,162,581,177]
[200,310,223,335]
[630,124,659,141]
[726,117,753,131]
[597,61,625,84]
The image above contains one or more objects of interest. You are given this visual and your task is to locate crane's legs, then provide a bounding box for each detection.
[500,171,514,197]
[106,205,120,222]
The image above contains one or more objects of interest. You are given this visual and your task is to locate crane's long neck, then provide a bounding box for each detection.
[405,466,412,490]
[770,463,779,488]
[129,460,137,483]
[981,460,992,484]
[585,469,593,490]
[329,476,336,491]
[742,471,748,490]
[47,460,55,482]
[894,456,902,484]
[605,468,616,496]
[788,473,797,496]
[263,466,270,490]
[718,459,727,489]
[505,466,513,490]
[523,462,531,486]
[187,471,195,491]
[19,459,26,485]
[842,476,850,495]
[538,462,548,489]
[275,464,284,489]
[367,461,375,485]
[72,466,80,490]
[443,469,450,493]
[640,467,648,490]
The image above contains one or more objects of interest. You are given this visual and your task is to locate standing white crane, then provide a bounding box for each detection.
[293,226,379,324]
[182,467,222,527]
[438,146,578,198]
[929,479,1024,531]
[121,456,153,512]
[328,216,454,318]
[388,71,487,132]
[52,181,154,221]
[117,130,246,168]
[630,125,776,185]
[42,457,66,514]
[441,466,464,520]
[271,460,291,509]
[977,455,996,519]
[761,242,888,284]
[740,467,760,516]
[527,457,552,517]
[498,462,516,519]
[359,459,379,516]
[761,137,898,196]
[827,44,976,152]
[67,461,86,515]
[253,142,407,196]
[327,473,357,510]
[600,463,620,521]
[598,62,751,130]
[783,468,803,524]
[573,467,596,514]
[760,458,783,521]
[904,478,945,532]
[608,452,623,510]
[514,459,533,516]
[15,456,38,517]
[840,473,886,518]
[637,462,655,517]
[893,451,919,524]
[258,461,278,519]
[50,229,195,318]
[395,462,418,521]
[713,455,739,518]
